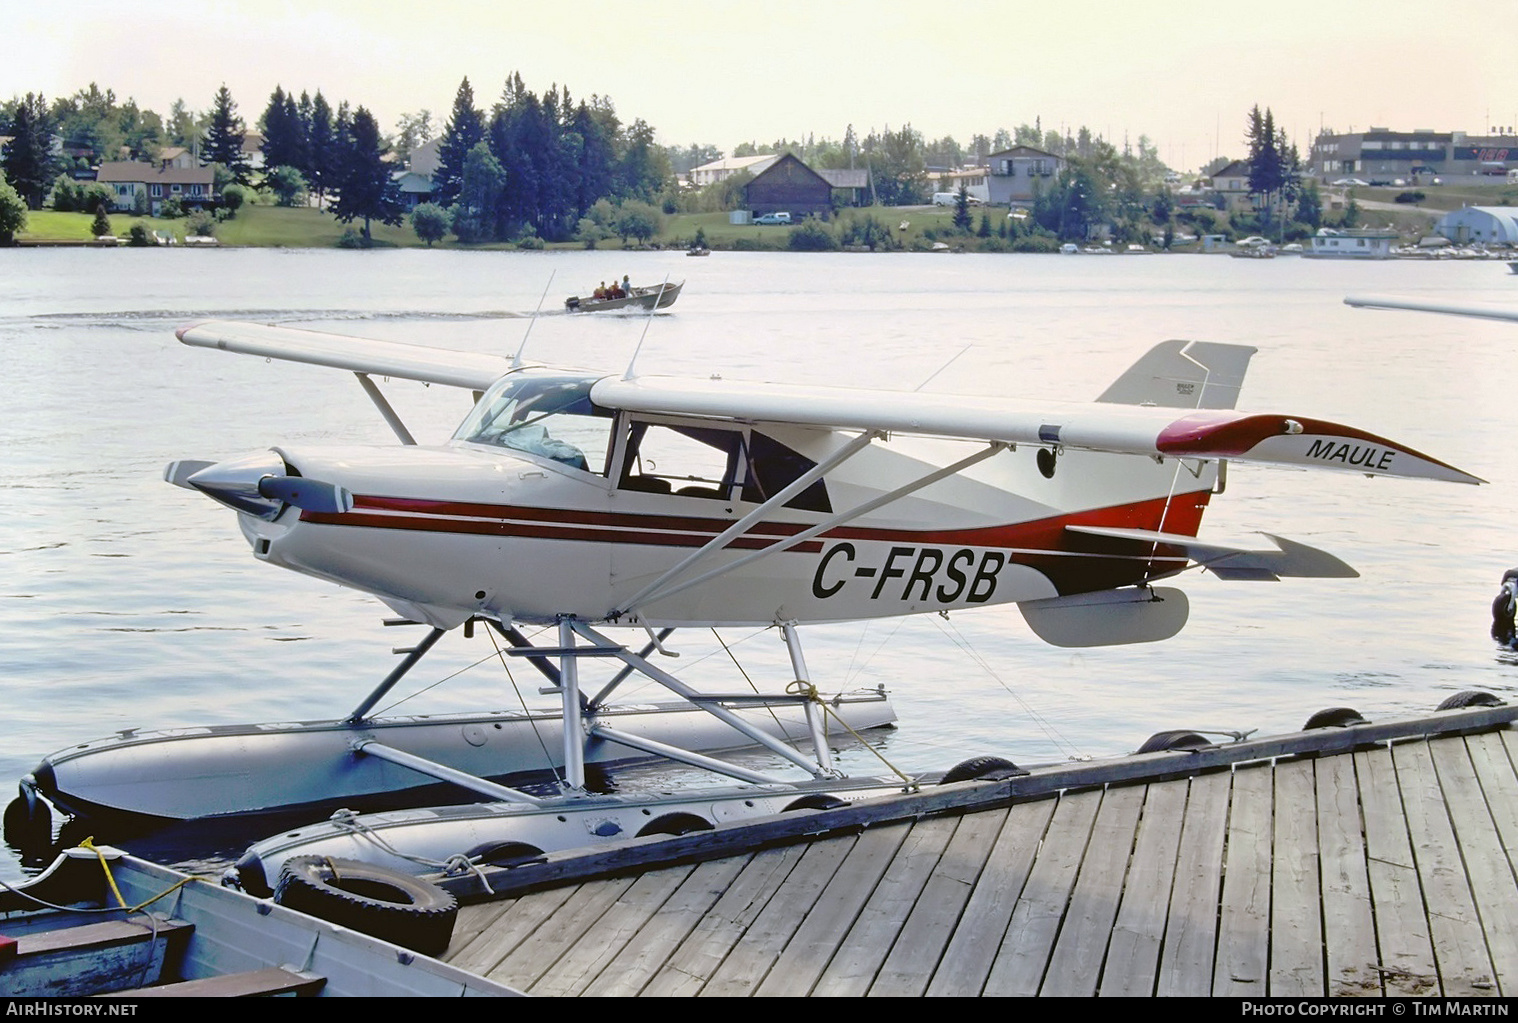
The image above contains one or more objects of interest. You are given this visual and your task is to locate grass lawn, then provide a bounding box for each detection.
[213,205,422,247]
[19,210,183,243]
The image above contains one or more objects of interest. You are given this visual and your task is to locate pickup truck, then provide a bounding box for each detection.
[754,212,792,225]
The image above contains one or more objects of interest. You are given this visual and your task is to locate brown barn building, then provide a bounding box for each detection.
[745,153,833,219]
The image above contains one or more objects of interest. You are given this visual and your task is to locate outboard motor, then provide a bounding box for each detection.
[1492,569,1518,646]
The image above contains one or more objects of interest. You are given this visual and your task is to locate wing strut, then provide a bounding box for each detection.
[354,373,417,446]
[613,429,883,615]
[616,440,1008,619]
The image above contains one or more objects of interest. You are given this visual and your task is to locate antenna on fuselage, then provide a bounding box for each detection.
[512,270,556,369]
[914,343,974,392]
[622,275,671,381]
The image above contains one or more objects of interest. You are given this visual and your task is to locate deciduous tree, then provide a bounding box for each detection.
[0,169,27,242]
[410,201,448,246]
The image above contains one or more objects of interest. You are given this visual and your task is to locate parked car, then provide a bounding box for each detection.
[1330,178,1370,187]
[754,212,792,225]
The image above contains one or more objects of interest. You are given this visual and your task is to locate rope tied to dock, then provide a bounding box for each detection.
[784,680,917,791]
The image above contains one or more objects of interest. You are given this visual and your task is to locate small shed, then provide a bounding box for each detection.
[817,167,872,207]
[745,153,832,219]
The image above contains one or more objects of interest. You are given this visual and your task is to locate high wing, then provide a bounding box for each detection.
[176,320,514,391]
[176,319,1480,485]
[1344,294,1518,325]
[590,375,1481,485]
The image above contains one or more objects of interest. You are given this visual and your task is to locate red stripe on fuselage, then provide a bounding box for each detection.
[299,491,1211,576]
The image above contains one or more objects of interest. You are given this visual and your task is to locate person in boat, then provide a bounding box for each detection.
[622,274,632,295]
[594,282,607,299]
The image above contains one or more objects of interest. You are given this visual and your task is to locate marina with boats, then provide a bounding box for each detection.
[4,249,1518,997]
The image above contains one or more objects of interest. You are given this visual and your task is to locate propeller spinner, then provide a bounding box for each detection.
[166,452,353,518]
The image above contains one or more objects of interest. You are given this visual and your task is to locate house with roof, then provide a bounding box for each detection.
[1207,160,1259,212]
[745,153,833,218]
[690,154,778,188]
[928,165,989,202]
[95,160,216,214]
[985,146,1063,206]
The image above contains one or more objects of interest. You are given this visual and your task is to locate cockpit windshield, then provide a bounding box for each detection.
[453,371,614,474]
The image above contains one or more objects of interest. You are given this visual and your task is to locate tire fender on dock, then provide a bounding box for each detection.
[273,855,458,957]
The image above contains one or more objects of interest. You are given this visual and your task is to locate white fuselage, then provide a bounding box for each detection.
[235,410,1211,630]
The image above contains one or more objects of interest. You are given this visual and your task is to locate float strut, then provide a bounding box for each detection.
[344,627,446,724]
[782,621,835,776]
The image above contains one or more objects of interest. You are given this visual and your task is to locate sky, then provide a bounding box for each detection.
[5,0,1516,173]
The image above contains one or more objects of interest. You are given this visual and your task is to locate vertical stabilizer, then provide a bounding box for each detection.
[1097,340,1255,410]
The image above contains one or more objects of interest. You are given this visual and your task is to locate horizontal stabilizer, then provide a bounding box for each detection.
[1066,526,1359,580]
[1345,295,1518,325]
[176,320,515,391]
[1019,586,1190,647]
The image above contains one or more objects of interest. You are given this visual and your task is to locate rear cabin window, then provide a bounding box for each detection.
[619,423,831,512]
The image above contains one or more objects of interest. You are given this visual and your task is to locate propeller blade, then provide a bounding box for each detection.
[258,476,354,514]
[164,459,217,489]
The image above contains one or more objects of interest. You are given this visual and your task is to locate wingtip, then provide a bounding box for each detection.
[175,320,209,342]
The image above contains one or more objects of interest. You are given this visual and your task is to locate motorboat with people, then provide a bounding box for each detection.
[565,278,683,312]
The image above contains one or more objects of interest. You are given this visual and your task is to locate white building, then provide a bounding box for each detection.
[1434,206,1518,246]
[688,154,779,187]
[1304,227,1397,259]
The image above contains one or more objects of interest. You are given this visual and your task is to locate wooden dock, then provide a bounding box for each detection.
[434,702,1518,997]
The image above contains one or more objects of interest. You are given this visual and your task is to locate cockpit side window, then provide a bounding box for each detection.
[454,372,614,474]
[619,422,743,499]
[742,431,832,513]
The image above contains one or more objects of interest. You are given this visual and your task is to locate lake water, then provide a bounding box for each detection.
[2,245,1516,883]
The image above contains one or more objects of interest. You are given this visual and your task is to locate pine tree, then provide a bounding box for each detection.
[305,92,335,205]
[1,94,57,210]
[331,107,404,243]
[204,85,250,183]
[434,78,484,209]
[260,86,305,172]
[953,185,973,231]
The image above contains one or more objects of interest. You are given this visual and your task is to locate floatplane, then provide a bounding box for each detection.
[11,305,1481,893]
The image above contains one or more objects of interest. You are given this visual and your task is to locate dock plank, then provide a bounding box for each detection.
[697,835,858,996]
[1099,780,1189,997]
[1270,757,1324,995]
[1041,784,1146,996]
[1470,731,1518,887]
[1315,750,1382,997]
[1432,735,1518,993]
[640,845,807,997]
[1213,763,1272,996]
[446,885,577,977]
[1357,746,1439,996]
[1394,740,1496,995]
[753,823,912,996]
[925,797,1056,996]
[981,788,1103,996]
[530,864,696,997]
[809,817,960,997]
[580,856,751,997]
[870,808,1008,997]
[486,876,638,992]
[1155,770,1231,996]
